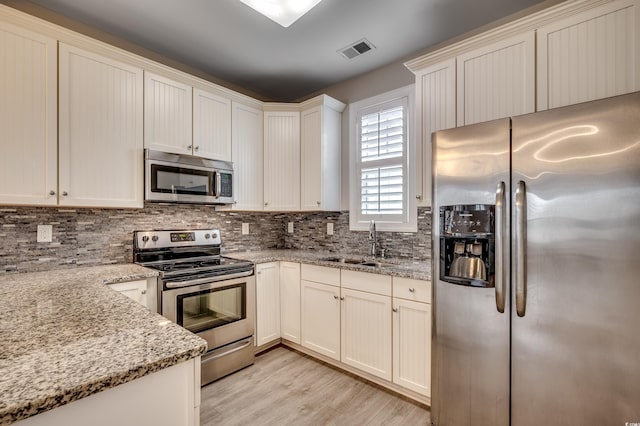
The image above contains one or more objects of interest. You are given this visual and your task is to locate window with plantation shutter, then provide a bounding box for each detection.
[350,87,416,232]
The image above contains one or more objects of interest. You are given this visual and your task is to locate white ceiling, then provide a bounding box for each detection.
[25,0,552,101]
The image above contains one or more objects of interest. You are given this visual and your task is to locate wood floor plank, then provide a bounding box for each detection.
[200,346,430,425]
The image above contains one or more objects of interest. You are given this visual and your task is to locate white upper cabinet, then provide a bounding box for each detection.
[193,88,232,161]
[263,110,301,211]
[413,59,456,207]
[0,22,57,206]
[231,101,264,210]
[456,31,535,126]
[300,96,345,211]
[537,0,640,110]
[144,71,193,156]
[59,44,144,208]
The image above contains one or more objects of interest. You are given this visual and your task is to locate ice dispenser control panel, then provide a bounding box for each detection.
[439,204,495,288]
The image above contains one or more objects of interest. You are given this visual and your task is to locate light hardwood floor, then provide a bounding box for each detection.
[200,346,431,426]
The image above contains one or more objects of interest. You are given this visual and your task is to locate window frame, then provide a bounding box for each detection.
[349,85,417,232]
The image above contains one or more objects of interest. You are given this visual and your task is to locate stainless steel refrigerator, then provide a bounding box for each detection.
[431,91,640,426]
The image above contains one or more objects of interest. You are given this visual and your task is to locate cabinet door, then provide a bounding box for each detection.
[0,22,57,206]
[109,280,148,307]
[392,298,431,397]
[256,262,280,346]
[263,111,300,211]
[279,261,301,344]
[414,59,456,207]
[301,279,340,360]
[144,71,192,155]
[59,44,143,208]
[340,288,392,381]
[457,32,535,126]
[537,0,640,110]
[193,88,231,160]
[301,105,341,211]
[231,101,264,210]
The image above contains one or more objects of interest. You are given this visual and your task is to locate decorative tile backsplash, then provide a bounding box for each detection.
[0,204,431,274]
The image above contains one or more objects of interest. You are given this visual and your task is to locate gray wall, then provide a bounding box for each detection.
[0,205,431,274]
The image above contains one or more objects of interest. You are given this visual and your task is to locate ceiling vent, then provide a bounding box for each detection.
[338,38,375,60]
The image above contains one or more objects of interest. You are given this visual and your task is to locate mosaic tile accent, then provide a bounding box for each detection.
[0,204,431,274]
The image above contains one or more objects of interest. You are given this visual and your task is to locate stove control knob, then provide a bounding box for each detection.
[152,235,159,242]
[141,236,149,242]
[211,232,218,240]
[205,233,211,239]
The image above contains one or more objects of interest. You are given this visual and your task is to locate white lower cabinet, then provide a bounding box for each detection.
[392,297,431,396]
[256,262,281,347]
[340,287,392,381]
[279,261,301,344]
[109,280,148,307]
[300,279,341,361]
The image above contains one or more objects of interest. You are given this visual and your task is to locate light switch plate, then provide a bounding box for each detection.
[241,223,249,235]
[37,224,53,242]
[327,223,334,235]
[287,222,294,233]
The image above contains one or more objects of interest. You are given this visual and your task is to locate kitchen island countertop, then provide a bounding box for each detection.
[0,264,207,425]
[225,249,431,281]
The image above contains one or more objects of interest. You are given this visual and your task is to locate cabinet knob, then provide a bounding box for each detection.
[187,145,193,150]
[49,190,56,196]
[264,202,269,206]
[62,191,68,196]
[334,295,339,300]
[316,201,321,206]
[141,290,147,295]
[416,195,423,200]
[392,308,398,313]
[194,146,200,152]
[409,288,415,293]
[340,297,345,301]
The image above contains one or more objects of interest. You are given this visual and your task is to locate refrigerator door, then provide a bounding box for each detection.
[432,118,510,426]
[511,92,640,425]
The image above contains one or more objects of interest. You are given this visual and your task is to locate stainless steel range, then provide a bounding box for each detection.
[133,229,255,385]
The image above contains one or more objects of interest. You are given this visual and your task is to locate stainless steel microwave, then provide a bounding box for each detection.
[145,149,234,204]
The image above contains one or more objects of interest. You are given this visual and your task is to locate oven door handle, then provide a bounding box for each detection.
[164,270,254,289]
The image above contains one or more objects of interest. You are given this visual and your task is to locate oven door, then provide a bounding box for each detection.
[162,274,255,350]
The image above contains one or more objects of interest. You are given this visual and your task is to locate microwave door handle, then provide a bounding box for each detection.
[215,172,221,199]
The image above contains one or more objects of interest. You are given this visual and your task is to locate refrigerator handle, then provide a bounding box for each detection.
[515,180,527,317]
[495,181,506,313]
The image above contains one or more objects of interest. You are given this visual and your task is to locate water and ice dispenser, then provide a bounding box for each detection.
[439,204,495,288]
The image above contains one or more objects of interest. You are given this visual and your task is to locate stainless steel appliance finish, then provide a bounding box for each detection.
[134,228,255,385]
[145,149,234,204]
[432,92,640,425]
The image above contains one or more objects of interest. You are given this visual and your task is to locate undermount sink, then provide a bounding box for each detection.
[322,257,391,268]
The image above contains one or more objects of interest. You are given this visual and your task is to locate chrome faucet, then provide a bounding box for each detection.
[369,220,377,257]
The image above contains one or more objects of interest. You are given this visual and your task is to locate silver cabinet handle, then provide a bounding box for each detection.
[49,190,56,196]
[62,191,68,196]
[495,181,506,314]
[334,295,339,300]
[515,180,527,317]
[409,288,415,293]
[392,308,398,313]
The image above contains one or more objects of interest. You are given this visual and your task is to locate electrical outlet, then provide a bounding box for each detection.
[37,225,53,243]
[287,222,294,233]
[241,223,249,235]
[327,222,334,235]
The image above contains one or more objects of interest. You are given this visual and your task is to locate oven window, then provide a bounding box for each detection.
[151,164,212,195]
[176,283,246,334]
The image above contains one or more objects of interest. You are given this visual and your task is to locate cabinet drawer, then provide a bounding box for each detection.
[301,264,340,287]
[341,270,391,296]
[393,277,431,303]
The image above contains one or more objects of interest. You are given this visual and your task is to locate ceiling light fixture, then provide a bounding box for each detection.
[238,0,323,28]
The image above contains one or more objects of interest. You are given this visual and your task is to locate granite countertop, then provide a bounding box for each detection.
[225,249,431,281]
[0,264,207,425]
